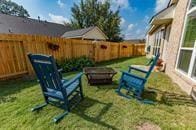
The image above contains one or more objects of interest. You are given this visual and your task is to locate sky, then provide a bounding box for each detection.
[11,0,170,40]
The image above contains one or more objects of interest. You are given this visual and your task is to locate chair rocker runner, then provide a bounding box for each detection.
[28,54,84,123]
[116,54,160,103]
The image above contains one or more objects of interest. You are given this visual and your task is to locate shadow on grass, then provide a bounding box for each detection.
[118,87,196,107]
[62,71,82,77]
[142,89,158,102]
[0,71,82,104]
[96,56,144,67]
[0,79,37,103]
[144,88,196,107]
[95,81,119,90]
[73,97,118,130]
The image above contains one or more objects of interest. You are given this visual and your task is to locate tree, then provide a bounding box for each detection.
[0,0,30,17]
[71,0,123,42]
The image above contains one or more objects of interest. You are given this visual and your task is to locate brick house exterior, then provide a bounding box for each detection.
[146,0,196,95]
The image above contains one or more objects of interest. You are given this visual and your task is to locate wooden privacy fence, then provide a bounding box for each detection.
[0,34,145,79]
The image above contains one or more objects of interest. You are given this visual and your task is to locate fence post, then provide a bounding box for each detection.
[119,43,121,58]
[133,44,135,56]
[118,43,120,58]
[108,42,111,60]
[70,40,74,58]
[91,41,96,61]
[23,35,35,76]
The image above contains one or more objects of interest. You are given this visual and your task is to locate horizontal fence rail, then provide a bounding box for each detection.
[0,34,145,80]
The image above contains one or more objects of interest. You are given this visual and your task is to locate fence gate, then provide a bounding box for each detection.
[0,40,28,79]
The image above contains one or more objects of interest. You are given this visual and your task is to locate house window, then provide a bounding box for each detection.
[177,0,196,80]
[192,57,196,79]
[190,0,196,8]
[152,29,164,55]
[178,50,193,73]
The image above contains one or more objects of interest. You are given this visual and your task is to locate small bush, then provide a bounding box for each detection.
[58,56,95,72]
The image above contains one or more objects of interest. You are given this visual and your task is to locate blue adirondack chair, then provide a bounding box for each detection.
[116,54,160,102]
[28,54,84,123]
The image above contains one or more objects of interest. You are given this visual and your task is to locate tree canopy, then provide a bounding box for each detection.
[0,0,30,17]
[71,0,122,42]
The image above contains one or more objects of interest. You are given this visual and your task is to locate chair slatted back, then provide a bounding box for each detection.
[28,54,62,91]
[145,53,160,79]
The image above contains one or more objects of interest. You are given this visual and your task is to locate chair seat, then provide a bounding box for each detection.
[131,65,150,72]
[62,79,68,84]
[123,74,144,87]
[45,80,79,100]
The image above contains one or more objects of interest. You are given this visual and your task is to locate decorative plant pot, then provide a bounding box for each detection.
[47,42,59,51]
[100,45,107,49]
[122,45,127,48]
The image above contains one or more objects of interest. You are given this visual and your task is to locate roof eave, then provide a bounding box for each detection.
[62,35,83,38]
[147,4,175,34]
[147,18,173,35]
[150,18,173,25]
[149,3,176,24]
[168,0,178,7]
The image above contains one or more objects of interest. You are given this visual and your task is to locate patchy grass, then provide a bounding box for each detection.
[0,56,196,129]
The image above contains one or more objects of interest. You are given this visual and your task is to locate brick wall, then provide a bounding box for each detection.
[165,0,194,94]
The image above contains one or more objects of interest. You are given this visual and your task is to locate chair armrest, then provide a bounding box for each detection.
[62,72,83,88]
[58,68,63,73]
[146,58,153,66]
[121,71,146,81]
[58,68,63,79]
[129,66,148,73]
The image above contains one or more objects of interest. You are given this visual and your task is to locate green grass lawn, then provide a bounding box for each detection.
[0,56,196,130]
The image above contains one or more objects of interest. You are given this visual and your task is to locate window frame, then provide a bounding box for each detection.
[191,56,196,79]
[152,28,164,56]
[175,0,196,82]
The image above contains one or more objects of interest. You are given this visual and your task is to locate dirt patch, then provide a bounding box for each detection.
[135,122,161,130]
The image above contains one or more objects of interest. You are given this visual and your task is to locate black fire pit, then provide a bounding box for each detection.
[84,67,117,85]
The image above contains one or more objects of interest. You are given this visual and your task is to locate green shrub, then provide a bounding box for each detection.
[58,56,95,72]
